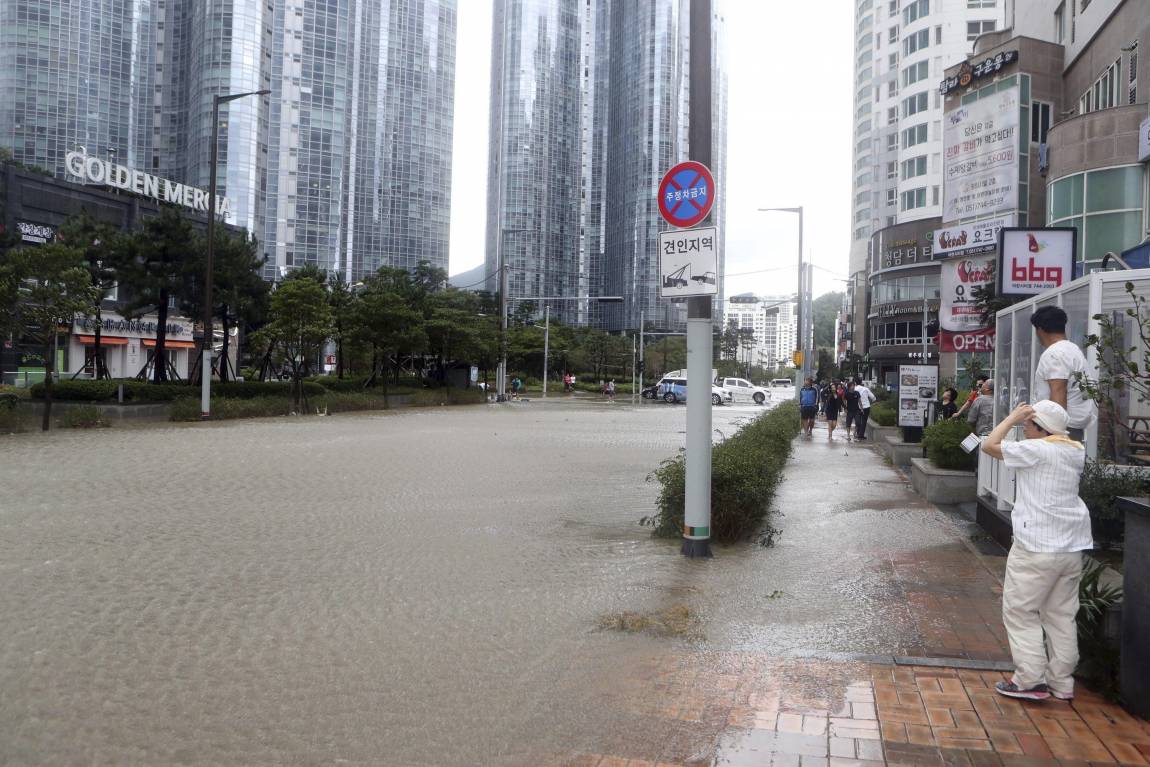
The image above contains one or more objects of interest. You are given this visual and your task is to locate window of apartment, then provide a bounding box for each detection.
[889,26,899,44]
[901,187,927,211]
[901,155,927,180]
[887,189,898,206]
[889,0,898,14]
[1030,100,1052,143]
[932,186,940,205]
[902,91,928,118]
[1128,40,1139,106]
[903,28,930,56]
[903,123,929,148]
[887,133,899,151]
[967,20,997,42]
[967,0,996,6]
[889,52,898,70]
[902,0,929,26]
[886,215,897,227]
[876,33,882,49]
[887,161,898,179]
[888,80,898,97]
[888,106,898,125]
[902,60,929,87]
[1053,2,1065,42]
[1078,59,1121,114]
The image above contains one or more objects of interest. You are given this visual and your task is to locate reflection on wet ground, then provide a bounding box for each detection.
[0,399,1107,765]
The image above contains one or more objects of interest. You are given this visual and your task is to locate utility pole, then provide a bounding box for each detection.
[542,304,550,397]
[682,0,714,559]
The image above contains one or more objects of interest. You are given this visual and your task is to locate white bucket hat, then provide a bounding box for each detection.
[1030,400,1069,436]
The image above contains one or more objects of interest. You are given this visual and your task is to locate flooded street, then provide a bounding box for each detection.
[0,399,1009,765]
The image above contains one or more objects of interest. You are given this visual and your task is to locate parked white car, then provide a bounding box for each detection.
[716,377,771,405]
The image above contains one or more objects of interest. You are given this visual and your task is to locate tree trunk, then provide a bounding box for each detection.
[220,304,231,383]
[41,337,54,431]
[93,303,107,380]
[337,319,344,379]
[154,289,170,383]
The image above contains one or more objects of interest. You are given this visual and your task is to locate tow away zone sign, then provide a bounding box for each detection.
[659,227,718,298]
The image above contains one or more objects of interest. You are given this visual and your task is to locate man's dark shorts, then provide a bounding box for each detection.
[801,406,817,419]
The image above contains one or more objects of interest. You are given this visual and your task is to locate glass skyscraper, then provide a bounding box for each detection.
[0,0,456,284]
[486,0,727,330]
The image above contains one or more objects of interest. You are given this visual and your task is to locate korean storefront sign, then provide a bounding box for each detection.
[933,215,1013,258]
[65,149,232,218]
[999,228,1076,296]
[897,365,939,427]
[871,220,938,273]
[73,314,194,339]
[16,221,55,244]
[939,255,995,332]
[942,86,1020,222]
[939,51,1018,96]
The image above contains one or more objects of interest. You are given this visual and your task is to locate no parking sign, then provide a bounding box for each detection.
[657,161,715,229]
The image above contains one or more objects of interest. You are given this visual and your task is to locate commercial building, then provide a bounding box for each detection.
[851,0,1150,387]
[0,0,457,284]
[485,0,727,331]
[847,0,1008,368]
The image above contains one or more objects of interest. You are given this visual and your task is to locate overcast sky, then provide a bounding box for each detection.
[447,2,854,300]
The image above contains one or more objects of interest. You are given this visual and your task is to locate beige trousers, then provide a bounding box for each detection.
[1002,545,1083,692]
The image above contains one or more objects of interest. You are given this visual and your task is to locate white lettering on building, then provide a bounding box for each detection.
[64,148,232,219]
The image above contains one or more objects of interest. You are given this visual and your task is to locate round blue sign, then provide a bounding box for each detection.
[657,161,715,228]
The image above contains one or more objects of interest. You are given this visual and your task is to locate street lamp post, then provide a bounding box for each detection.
[758,206,805,394]
[201,88,269,419]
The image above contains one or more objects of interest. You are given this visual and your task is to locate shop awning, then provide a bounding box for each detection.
[76,335,128,346]
[142,339,196,349]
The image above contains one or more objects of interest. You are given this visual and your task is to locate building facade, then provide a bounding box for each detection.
[0,0,457,285]
[847,0,1007,364]
[485,0,728,331]
[721,294,797,373]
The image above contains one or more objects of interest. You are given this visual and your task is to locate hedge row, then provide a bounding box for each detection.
[869,402,897,427]
[29,379,327,402]
[645,400,800,543]
[922,417,976,470]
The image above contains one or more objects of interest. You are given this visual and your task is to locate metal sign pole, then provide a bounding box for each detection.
[682,0,713,558]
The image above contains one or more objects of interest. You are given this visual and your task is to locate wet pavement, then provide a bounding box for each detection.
[0,399,1146,765]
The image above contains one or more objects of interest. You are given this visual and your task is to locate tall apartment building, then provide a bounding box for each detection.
[845,0,1006,356]
[723,295,796,372]
[486,0,727,330]
[0,0,457,284]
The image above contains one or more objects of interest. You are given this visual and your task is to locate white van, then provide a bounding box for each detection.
[771,378,795,389]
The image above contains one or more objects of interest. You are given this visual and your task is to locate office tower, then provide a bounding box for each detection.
[486,0,727,329]
[262,0,457,281]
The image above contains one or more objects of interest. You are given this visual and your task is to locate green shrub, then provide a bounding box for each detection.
[319,392,392,413]
[645,401,800,543]
[1076,557,1124,699]
[1079,460,1149,547]
[211,380,325,399]
[869,402,897,427]
[922,417,976,470]
[119,381,196,401]
[58,404,110,429]
[314,376,381,392]
[29,380,118,401]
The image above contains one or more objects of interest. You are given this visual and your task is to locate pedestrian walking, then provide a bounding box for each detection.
[822,381,842,439]
[604,379,616,401]
[843,381,861,443]
[854,378,875,440]
[563,373,573,393]
[1030,306,1096,441]
[799,377,819,436]
[966,379,995,436]
[981,400,1092,702]
[511,376,522,400]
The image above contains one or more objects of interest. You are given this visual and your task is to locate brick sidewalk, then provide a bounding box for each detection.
[561,657,1150,767]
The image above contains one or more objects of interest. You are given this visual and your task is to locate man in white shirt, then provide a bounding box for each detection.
[981,400,1092,702]
[1030,306,1096,441]
[853,379,876,440]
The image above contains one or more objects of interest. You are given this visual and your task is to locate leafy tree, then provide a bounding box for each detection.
[326,272,359,379]
[354,272,426,389]
[813,291,844,349]
[266,277,332,411]
[0,242,98,429]
[411,260,448,295]
[114,208,195,382]
[56,211,119,380]
[424,288,486,384]
[719,319,739,361]
[645,336,687,378]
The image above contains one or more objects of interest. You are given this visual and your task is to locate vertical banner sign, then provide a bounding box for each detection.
[898,365,939,427]
[943,87,1020,221]
[999,228,1076,296]
[940,255,995,331]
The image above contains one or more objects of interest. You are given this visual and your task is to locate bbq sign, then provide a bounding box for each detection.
[999,228,1076,296]
[657,161,715,228]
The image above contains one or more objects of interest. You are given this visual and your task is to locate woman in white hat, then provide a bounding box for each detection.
[980,400,1093,702]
